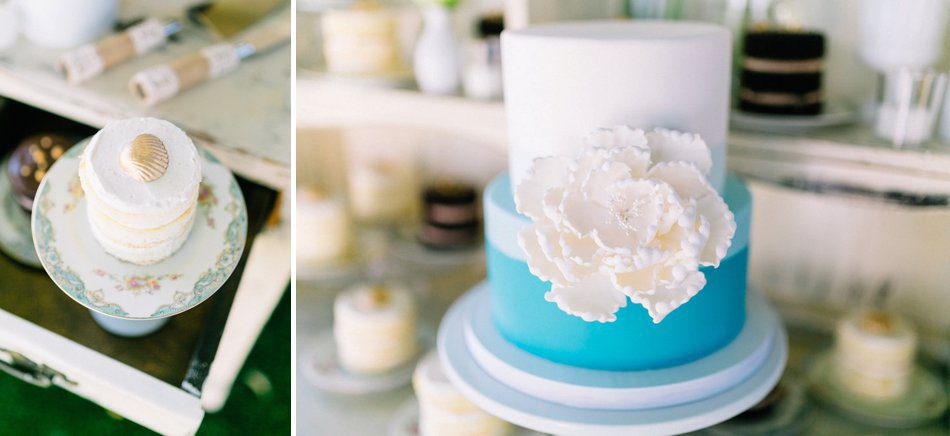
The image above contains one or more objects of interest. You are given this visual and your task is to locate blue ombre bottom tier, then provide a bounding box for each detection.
[485,173,752,371]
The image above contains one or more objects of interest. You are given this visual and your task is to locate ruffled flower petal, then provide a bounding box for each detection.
[585,125,648,150]
[646,128,712,176]
[544,272,628,323]
[648,161,714,200]
[697,194,735,266]
[633,267,707,323]
[581,160,633,207]
[515,156,573,221]
[519,225,569,285]
[560,232,599,267]
[560,190,612,237]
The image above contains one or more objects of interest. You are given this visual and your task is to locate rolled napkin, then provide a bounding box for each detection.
[79,118,202,265]
[129,42,243,106]
[60,19,181,84]
[413,351,510,436]
[333,283,418,375]
[833,310,917,400]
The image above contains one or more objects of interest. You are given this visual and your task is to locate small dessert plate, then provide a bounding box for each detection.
[731,100,857,133]
[0,157,40,267]
[301,326,435,395]
[32,140,247,320]
[806,352,947,427]
[387,397,548,436]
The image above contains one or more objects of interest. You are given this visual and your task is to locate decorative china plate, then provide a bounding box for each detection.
[32,140,247,320]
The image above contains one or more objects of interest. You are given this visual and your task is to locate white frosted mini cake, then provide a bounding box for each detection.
[334,283,418,375]
[79,118,201,265]
[296,187,352,267]
[834,311,917,400]
[413,352,510,436]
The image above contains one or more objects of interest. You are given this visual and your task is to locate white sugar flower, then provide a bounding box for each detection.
[515,126,735,323]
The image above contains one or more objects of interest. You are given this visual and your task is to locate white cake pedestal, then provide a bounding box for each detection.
[437,283,788,435]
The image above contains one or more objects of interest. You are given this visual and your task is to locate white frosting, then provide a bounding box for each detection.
[89,213,193,266]
[81,118,200,214]
[502,21,731,192]
[413,352,510,436]
[334,284,418,375]
[834,311,917,400]
[515,126,735,323]
[87,204,195,247]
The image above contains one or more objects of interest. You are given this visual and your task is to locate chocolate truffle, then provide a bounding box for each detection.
[7,133,74,211]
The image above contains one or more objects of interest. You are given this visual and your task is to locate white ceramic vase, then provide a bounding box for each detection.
[16,0,118,49]
[413,6,460,95]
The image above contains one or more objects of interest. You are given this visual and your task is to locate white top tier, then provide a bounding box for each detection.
[83,117,201,215]
[502,21,732,191]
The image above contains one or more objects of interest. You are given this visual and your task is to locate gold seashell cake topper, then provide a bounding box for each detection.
[120,134,169,182]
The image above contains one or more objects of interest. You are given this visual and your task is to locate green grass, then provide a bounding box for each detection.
[0,289,291,435]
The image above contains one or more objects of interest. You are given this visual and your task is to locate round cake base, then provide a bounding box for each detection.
[437,282,788,435]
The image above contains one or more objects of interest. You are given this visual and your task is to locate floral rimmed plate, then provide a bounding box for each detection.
[31,140,247,320]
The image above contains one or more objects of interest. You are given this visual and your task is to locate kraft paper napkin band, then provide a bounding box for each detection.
[60,19,178,84]
[129,43,241,106]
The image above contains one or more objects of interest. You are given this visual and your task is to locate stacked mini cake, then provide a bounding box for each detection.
[321,2,402,75]
[334,283,418,374]
[413,352,510,436]
[79,118,201,265]
[296,187,352,267]
[740,29,826,115]
[834,311,917,400]
[418,182,480,249]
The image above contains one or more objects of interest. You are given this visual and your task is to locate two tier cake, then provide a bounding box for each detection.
[489,21,745,371]
[79,118,201,265]
[438,20,785,434]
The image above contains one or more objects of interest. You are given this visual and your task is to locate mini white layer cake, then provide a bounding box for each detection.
[413,352,510,436]
[321,6,401,75]
[347,160,419,224]
[80,118,202,265]
[834,311,917,400]
[296,187,351,267]
[334,283,418,375]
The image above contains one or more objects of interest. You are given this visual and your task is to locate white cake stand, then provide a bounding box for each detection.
[437,283,788,435]
[32,141,247,337]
